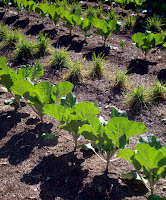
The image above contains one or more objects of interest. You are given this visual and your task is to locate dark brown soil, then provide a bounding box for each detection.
[0,4,166,200]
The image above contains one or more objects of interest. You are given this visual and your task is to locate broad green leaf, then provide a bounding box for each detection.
[105,117,146,147]
[163,42,166,47]
[59,114,82,134]
[60,92,77,108]
[117,149,135,163]
[29,82,55,104]
[17,62,44,82]
[110,107,127,119]
[139,135,162,149]
[135,143,164,170]
[11,79,34,96]
[53,81,74,103]
[73,102,99,121]
[43,104,67,122]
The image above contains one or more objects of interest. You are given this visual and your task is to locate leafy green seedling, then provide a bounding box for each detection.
[79,107,147,170]
[0,57,34,108]
[92,18,121,45]
[117,135,166,195]
[24,81,74,123]
[119,40,125,51]
[48,6,64,26]
[43,95,99,148]
[132,31,163,59]
[22,0,35,16]
[79,18,92,39]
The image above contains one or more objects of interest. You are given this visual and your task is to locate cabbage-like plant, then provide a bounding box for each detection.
[132,31,163,59]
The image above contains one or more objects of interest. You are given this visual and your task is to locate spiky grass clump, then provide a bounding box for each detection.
[113,68,128,91]
[64,60,83,85]
[49,47,70,69]
[3,29,21,47]
[36,33,51,57]
[122,15,137,30]
[90,52,105,79]
[14,36,35,60]
[145,15,165,33]
[125,84,150,112]
[150,79,166,103]
[0,23,8,41]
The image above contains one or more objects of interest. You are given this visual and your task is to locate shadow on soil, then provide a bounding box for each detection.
[5,15,19,24]
[53,35,77,48]
[0,121,57,165]
[26,24,44,35]
[21,151,89,200]
[0,110,29,140]
[79,171,147,200]
[127,59,156,75]
[14,17,29,28]
[42,29,57,40]
[21,155,147,200]
[158,69,166,83]
[83,46,110,61]
[68,39,86,53]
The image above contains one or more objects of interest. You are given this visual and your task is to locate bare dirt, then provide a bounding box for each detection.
[0,4,166,200]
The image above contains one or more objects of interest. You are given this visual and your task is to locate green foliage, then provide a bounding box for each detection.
[64,60,83,85]
[17,62,44,82]
[62,10,78,35]
[132,31,163,58]
[79,18,91,38]
[119,40,125,51]
[48,6,64,25]
[112,67,128,90]
[148,194,166,200]
[92,18,120,45]
[14,36,35,60]
[24,81,74,122]
[36,33,51,57]
[125,84,150,112]
[49,46,70,69]
[150,79,166,103]
[33,3,49,18]
[3,29,21,47]
[79,107,147,170]
[163,42,166,47]
[122,15,137,30]
[90,52,105,79]
[43,97,99,147]
[22,0,35,15]
[114,0,131,9]
[0,23,8,41]
[145,15,165,33]
[117,135,166,195]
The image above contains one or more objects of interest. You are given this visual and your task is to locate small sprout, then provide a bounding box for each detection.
[119,40,125,51]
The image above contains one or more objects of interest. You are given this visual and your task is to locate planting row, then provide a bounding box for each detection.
[1,0,166,55]
[0,57,166,199]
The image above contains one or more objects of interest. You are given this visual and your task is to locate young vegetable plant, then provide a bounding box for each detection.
[23,81,74,123]
[132,31,163,59]
[22,0,35,16]
[43,93,100,148]
[79,18,92,39]
[92,18,121,46]
[48,6,64,26]
[119,40,125,51]
[61,10,77,35]
[79,107,147,171]
[117,135,166,196]
[0,57,35,108]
